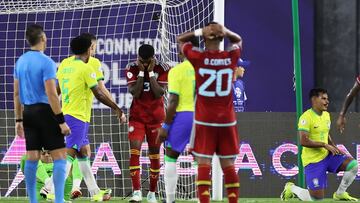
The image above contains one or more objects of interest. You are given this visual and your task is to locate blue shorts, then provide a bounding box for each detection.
[305,154,348,190]
[164,112,193,153]
[64,115,90,152]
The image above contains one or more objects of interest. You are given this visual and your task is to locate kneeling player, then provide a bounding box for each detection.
[281,88,358,201]
[157,37,199,203]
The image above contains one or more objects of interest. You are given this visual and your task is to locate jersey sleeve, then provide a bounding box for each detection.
[42,58,57,82]
[357,76,360,84]
[157,62,169,85]
[92,58,104,81]
[298,113,310,132]
[126,63,138,85]
[181,42,202,65]
[168,68,180,95]
[228,44,241,66]
[83,64,98,89]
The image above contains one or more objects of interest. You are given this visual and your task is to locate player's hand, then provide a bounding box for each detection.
[324,144,341,155]
[336,115,346,134]
[59,122,71,136]
[156,128,168,144]
[147,58,155,72]
[137,58,145,71]
[116,109,127,124]
[203,23,225,40]
[15,122,24,138]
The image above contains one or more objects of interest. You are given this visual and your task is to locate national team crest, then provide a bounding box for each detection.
[312,178,319,188]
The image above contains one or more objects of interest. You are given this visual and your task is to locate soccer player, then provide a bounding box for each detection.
[56,35,125,201]
[20,150,82,201]
[336,76,360,133]
[14,24,71,203]
[126,44,169,203]
[157,37,199,203]
[55,32,117,200]
[177,23,242,203]
[233,58,249,112]
[281,88,358,201]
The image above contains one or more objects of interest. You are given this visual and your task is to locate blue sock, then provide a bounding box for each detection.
[53,159,66,203]
[24,160,38,203]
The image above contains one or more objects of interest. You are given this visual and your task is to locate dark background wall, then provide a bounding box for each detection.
[316,0,360,112]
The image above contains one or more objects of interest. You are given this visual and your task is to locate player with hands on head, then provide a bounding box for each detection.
[126,44,169,203]
[177,22,242,203]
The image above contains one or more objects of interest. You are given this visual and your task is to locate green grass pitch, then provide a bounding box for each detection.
[0,198,339,202]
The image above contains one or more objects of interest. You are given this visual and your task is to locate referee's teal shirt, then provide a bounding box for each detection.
[14,50,57,105]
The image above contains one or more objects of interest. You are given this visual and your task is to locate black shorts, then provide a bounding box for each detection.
[23,103,65,151]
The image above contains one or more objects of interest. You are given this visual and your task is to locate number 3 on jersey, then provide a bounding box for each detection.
[144,82,150,92]
[198,68,233,97]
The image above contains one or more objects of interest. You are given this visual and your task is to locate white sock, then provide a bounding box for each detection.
[291,185,313,201]
[336,163,358,195]
[78,159,100,196]
[72,179,82,190]
[164,161,177,203]
[48,160,72,193]
[44,161,72,194]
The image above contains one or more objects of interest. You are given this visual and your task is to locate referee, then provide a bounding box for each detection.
[13,24,71,203]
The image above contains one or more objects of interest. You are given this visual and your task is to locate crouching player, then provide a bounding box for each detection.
[281,88,358,201]
[20,150,82,202]
[157,37,199,203]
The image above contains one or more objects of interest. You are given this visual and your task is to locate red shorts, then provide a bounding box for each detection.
[128,121,161,148]
[191,124,239,158]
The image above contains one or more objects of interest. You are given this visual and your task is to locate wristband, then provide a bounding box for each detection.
[55,112,65,124]
[161,123,171,131]
[194,28,203,36]
[138,71,144,77]
[15,119,23,123]
[149,71,155,78]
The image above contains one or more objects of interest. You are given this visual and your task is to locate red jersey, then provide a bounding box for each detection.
[126,60,169,124]
[182,42,241,126]
[357,76,360,84]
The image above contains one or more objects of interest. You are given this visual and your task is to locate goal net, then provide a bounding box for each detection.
[0,0,214,199]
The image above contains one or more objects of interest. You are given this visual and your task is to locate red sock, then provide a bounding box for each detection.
[223,165,239,203]
[197,164,211,203]
[149,154,160,192]
[130,149,141,190]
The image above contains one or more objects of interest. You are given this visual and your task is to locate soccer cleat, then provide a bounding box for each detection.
[40,186,50,199]
[147,191,158,203]
[280,182,295,201]
[129,190,142,202]
[333,192,358,201]
[91,188,112,202]
[70,187,82,200]
[46,193,55,202]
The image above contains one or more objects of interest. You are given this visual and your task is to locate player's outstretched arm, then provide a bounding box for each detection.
[337,80,360,133]
[13,79,24,137]
[44,79,71,135]
[157,94,179,143]
[148,59,165,98]
[91,85,125,123]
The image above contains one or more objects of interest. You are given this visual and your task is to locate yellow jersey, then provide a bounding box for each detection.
[57,58,98,122]
[168,60,195,112]
[298,108,331,167]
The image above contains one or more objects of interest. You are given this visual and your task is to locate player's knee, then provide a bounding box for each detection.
[346,159,358,172]
[165,148,180,159]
